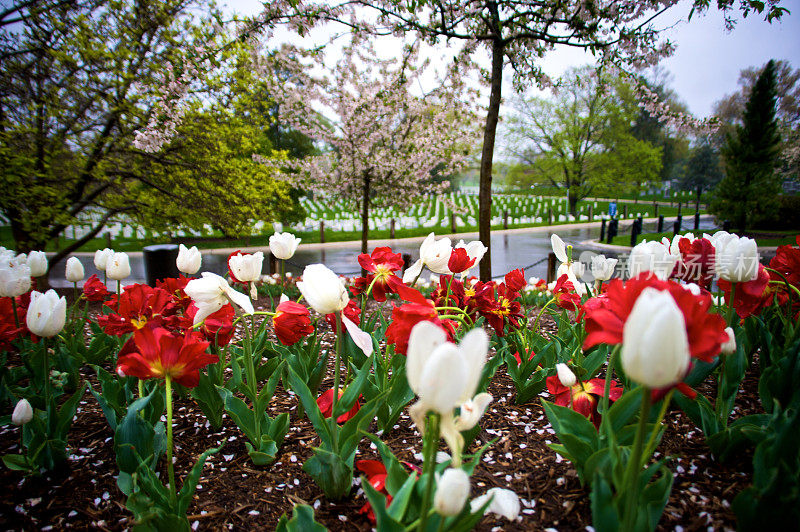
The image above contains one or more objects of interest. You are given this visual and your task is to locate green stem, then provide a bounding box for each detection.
[243,315,260,438]
[72,282,78,320]
[10,297,20,329]
[621,388,652,532]
[727,282,737,326]
[116,280,121,313]
[418,413,441,532]
[165,375,177,503]
[643,390,674,461]
[530,297,557,333]
[42,337,51,416]
[331,311,342,451]
[361,275,381,319]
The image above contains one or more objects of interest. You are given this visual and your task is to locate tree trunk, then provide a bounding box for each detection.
[361,172,370,255]
[568,196,579,217]
[478,37,504,282]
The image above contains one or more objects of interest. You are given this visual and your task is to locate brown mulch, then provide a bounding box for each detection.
[0,298,760,531]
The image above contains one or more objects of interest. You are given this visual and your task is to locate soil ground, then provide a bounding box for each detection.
[0,296,760,531]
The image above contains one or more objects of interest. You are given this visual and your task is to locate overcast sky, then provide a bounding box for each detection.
[226,0,800,118]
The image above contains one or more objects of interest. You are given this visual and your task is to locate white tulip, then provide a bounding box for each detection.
[184,272,254,325]
[590,254,618,281]
[269,232,301,260]
[94,248,114,271]
[470,488,521,520]
[628,241,680,280]
[106,252,131,280]
[721,327,737,355]
[550,234,568,262]
[715,234,759,283]
[0,263,31,297]
[556,363,577,388]
[434,468,471,516]
[65,257,84,282]
[407,321,492,465]
[403,233,452,283]
[27,251,48,277]
[26,289,67,337]
[12,398,33,426]
[621,288,690,388]
[297,264,349,315]
[229,251,264,299]
[176,244,201,275]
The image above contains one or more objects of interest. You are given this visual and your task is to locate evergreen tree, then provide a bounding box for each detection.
[714,60,782,231]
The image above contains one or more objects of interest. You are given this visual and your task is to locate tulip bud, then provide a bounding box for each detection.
[297,264,349,315]
[94,248,114,271]
[65,257,84,282]
[721,327,736,355]
[176,244,202,275]
[434,468,470,516]
[27,251,48,277]
[12,398,33,426]
[590,254,617,281]
[26,289,67,337]
[621,288,690,389]
[716,235,759,283]
[269,232,302,260]
[106,252,131,280]
[628,241,680,280]
[0,263,31,298]
[556,363,577,387]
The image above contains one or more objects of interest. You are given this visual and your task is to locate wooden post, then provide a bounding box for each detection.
[106,232,112,248]
[319,220,325,244]
[600,218,606,241]
[450,213,456,233]
[657,215,664,233]
[503,210,508,229]
[548,207,553,225]
[546,252,557,283]
[588,205,593,221]
[623,204,628,219]
[269,252,278,275]
[390,218,396,239]
[654,203,659,218]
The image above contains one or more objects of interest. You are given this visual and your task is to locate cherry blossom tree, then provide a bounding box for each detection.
[261,39,479,253]
[252,0,787,280]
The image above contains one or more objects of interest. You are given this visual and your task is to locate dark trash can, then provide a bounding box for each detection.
[143,244,180,286]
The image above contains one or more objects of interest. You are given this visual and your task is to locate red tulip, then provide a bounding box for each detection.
[317,388,360,423]
[116,327,215,388]
[273,300,314,346]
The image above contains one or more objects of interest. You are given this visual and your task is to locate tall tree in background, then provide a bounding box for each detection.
[713,60,782,232]
[714,59,800,188]
[263,41,477,254]
[505,67,662,215]
[678,141,724,209]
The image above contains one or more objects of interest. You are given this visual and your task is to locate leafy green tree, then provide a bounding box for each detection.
[713,60,782,231]
[678,141,724,208]
[506,67,662,215]
[714,59,800,189]
[0,0,302,266]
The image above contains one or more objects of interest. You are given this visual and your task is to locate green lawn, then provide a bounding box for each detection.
[0,199,704,254]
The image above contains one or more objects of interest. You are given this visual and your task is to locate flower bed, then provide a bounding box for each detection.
[1,232,799,530]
